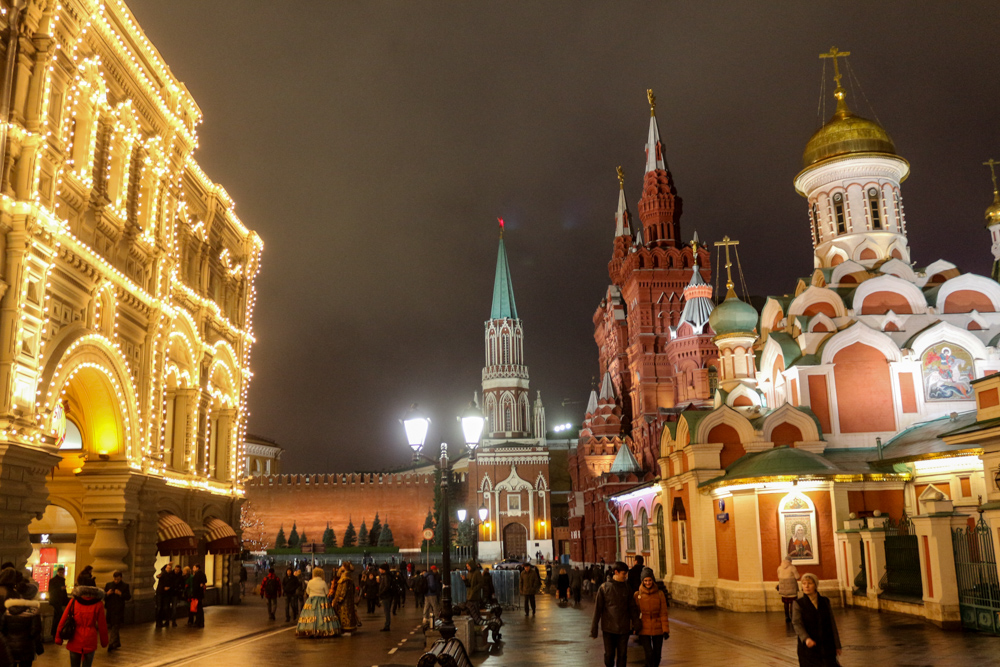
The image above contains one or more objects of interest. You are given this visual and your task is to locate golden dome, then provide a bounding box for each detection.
[802,88,896,168]
[987,190,1000,228]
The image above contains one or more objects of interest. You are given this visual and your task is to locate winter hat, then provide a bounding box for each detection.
[640,567,655,582]
[800,573,819,586]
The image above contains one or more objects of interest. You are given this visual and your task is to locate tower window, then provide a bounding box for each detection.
[893,192,902,230]
[811,203,821,242]
[868,188,882,230]
[833,193,846,234]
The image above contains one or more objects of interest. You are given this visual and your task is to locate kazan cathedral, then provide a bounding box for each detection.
[572,50,1000,631]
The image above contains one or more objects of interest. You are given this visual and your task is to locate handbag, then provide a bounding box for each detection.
[59,600,77,641]
[190,598,199,613]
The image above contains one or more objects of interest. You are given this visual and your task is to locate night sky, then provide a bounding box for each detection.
[126,1,1000,473]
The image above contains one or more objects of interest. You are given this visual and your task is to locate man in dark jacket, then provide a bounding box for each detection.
[281,568,301,622]
[422,566,441,626]
[590,561,639,667]
[462,560,484,609]
[519,563,541,616]
[47,567,68,639]
[627,555,645,593]
[190,564,207,628]
[103,570,131,651]
[377,564,394,631]
[260,567,281,620]
[1,581,43,665]
[410,569,427,610]
[154,563,175,628]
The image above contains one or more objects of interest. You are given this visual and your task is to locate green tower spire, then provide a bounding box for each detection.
[491,218,518,320]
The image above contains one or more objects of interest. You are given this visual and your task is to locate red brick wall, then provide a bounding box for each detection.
[245,473,436,549]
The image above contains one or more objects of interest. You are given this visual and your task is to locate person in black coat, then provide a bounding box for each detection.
[626,555,645,593]
[377,564,394,631]
[0,582,43,667]
[103,571,131,652]
[190,565,207,628]
[154,563,175,628]
[791,573,841,667]
[46,568,68,640]
[281,568,301,622]
[75,566,96,587]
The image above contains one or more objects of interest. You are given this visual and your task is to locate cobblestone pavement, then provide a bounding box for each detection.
[31,590,1000,666]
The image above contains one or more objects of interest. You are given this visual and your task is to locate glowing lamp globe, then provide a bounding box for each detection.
[461,403,485,449]
[457,509,467,522]
[478,505,489,522]
[402,404,430,452]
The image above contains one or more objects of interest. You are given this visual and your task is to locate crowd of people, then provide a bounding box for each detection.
[153,562,207,628]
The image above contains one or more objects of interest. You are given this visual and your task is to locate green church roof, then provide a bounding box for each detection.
[491,234,518,320]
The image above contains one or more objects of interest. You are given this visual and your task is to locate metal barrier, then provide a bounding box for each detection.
[448,569,521,609]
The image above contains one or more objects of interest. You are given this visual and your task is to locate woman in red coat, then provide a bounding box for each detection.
[55,585,108,667]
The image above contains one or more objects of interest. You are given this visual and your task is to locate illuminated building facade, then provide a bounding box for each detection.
[0,0,262,620]
[611,50,1000,627]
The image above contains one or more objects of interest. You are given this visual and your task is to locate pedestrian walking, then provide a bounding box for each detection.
[361,569,378,614]
[102,571,130,652]
[295,568,340,638]
[791,573,841,667]
[777,557,801,623]
[627,555,645,593]
[239,565,248,596]
[557,568,570,605]
[260,567,282,621]
[282,568,301,623]
[393,567,406,612]
[519,563,541,616]
[482,568,495,604]
[332,563,359,635]
[590,561,639,667]
[154,563,174,628]
[422,566,441,627]
[190,564,207,628]
[634,568,669,667]
[1,581,43,667]
[410,568,427,610]
[377,564,394,631]
[570,567,583,608]
[55,584,108,667]
[47,567,68,640]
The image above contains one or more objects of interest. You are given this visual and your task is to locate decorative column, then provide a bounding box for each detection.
[729,489,764,611]
[0,443,60,569]
[860,514,889,600]
[911,493,964,628]
[835,517,865,603]
[79,460,142,585]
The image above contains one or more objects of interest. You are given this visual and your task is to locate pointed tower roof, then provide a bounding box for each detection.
[491,218,518,320]
[585,389,598,416]
[679,237,715,330]
[599,372,616,401]
[614,166,632,238]
[610,443,642,475]
[645,89,666,173]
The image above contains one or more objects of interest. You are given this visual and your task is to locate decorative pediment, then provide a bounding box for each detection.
[496,465,532,492]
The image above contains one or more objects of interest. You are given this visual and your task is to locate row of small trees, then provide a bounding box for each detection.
[274,513,395,549]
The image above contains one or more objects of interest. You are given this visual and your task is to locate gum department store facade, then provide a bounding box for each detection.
[0,0,262,620]
[573,53,1000,632]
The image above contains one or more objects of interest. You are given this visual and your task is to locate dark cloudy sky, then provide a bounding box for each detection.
[127,1,1000,473]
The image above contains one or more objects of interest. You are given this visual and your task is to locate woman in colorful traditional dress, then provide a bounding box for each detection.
[296,568,340,638]
[332,562,360,635]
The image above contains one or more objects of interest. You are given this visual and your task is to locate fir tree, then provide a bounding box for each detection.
[342,518,357,547]
[358,520,368,546]
[369,513,382,547]
[322,522,337,550]
[275,525,287,549]
[420,510,436,550]
[300,531,308,545]
[288,522,300,548]
[378,522,395,547]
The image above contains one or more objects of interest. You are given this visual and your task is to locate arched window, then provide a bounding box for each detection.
[61,420,83,451]
[625,512,636,552]
[502,333,510,364]
[833,193,846,234]
[893,192,902,229]
[708,365,719,393]
[640,509,649,551]
[655,507,667,575]
[504,405,512,431]
[811,202,821,241]
[868,188,882,230]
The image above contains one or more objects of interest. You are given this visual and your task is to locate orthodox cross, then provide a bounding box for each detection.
[616,165,624,189]
[985,158,999,192]
[647,88,656,116]
[819,46,851,88]
[714,236,740,291]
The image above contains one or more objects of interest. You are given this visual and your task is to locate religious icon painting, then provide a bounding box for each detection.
[921,342,974,401]
[778,492,819,565]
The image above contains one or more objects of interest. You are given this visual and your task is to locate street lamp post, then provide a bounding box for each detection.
[402,403,483,640]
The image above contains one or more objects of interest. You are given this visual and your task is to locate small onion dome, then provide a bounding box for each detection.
[709,287,758,336]
[802,88,896,169]
[986,190,1000,228]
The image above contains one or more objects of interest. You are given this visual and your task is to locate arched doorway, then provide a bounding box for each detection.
[28,505,79,599]
[655,507,667,577]
[502,522,527,560]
